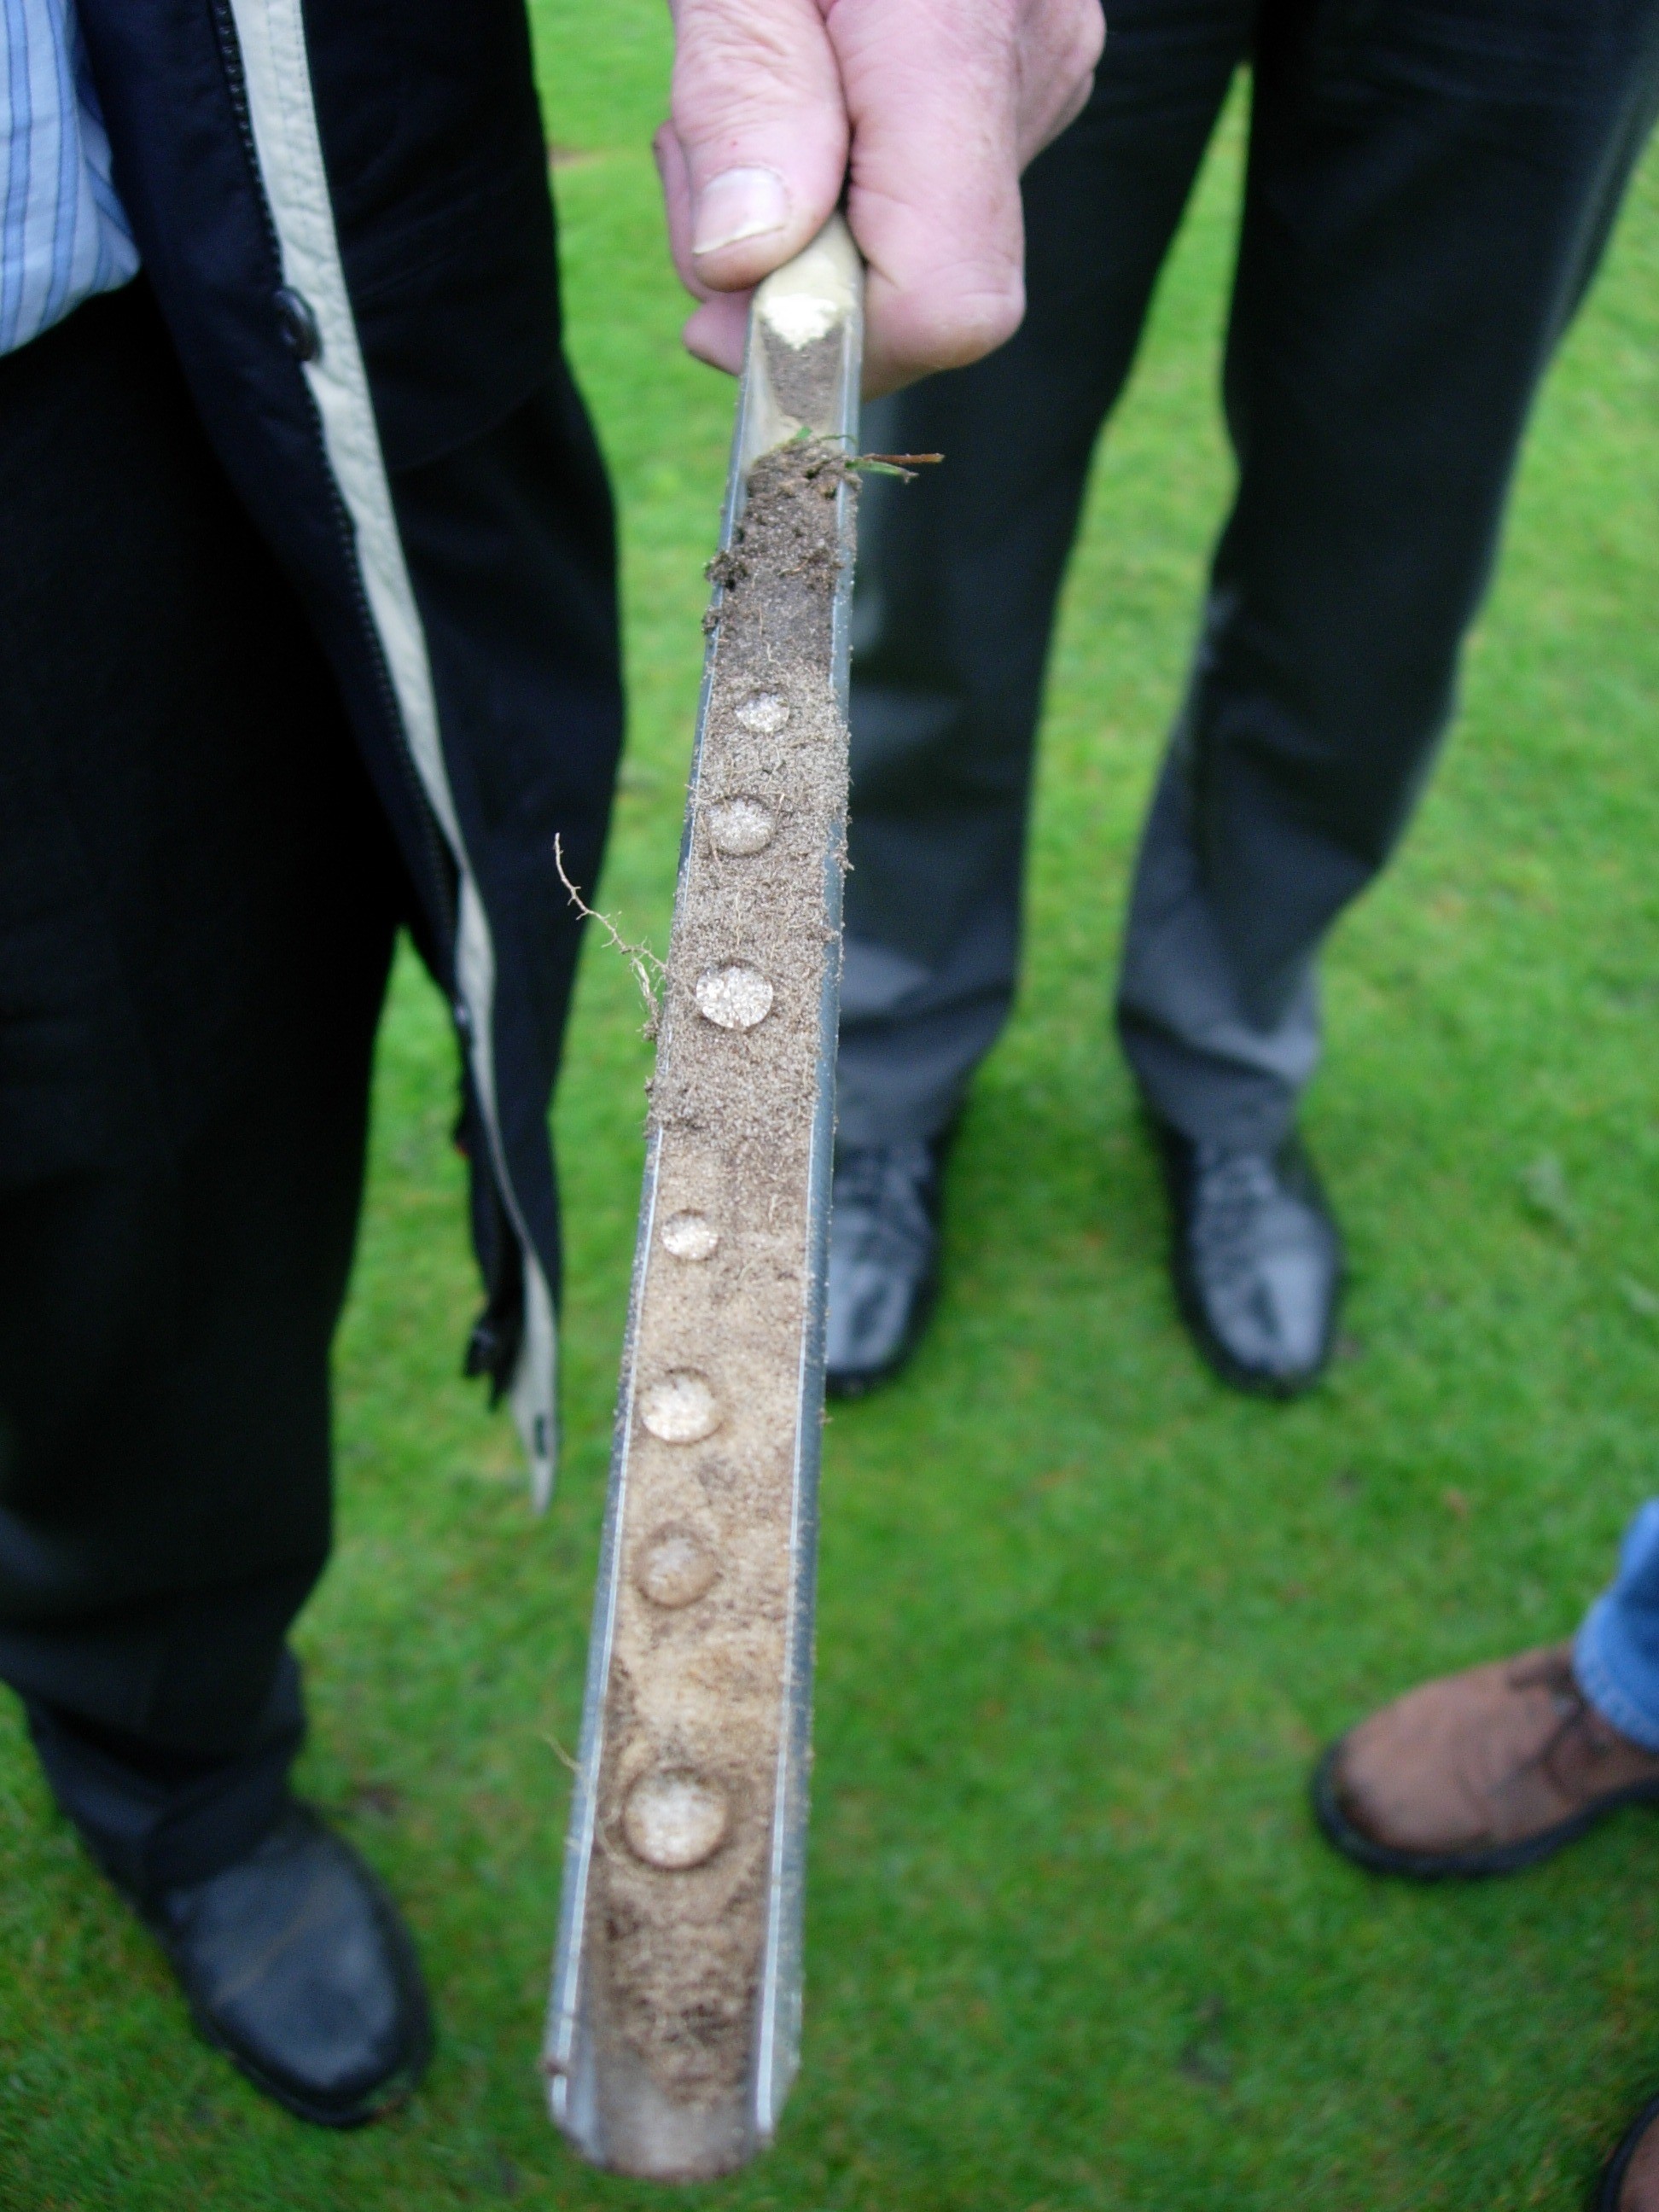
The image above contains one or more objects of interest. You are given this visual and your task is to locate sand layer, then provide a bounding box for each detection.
[585,428,856,2122]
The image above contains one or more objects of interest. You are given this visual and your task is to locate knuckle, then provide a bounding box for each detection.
[917,283,1025,372]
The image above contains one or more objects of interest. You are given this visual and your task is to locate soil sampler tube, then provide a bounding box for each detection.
[545,216,863,2180]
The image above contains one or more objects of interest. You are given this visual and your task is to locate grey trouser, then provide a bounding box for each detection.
[836,0,1659,1150]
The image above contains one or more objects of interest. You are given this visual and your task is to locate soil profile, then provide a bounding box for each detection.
[578,428,858,2167]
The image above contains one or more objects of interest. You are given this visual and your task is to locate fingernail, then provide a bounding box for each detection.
[692,166,789,256]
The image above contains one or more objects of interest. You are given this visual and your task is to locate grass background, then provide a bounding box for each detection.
[3,9,1658,2206]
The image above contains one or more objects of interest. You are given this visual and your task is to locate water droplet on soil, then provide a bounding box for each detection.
[706,797,776,855]
[623,1772,730,1869]
[696,963,773,1030]
[661,1210,719,1260]
[639,1371,719,1443]
[636,1527,719,1608]
[735,690,789,735]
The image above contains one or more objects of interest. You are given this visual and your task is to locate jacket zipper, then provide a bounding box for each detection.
[207,0,460,969]
[207,0,542,1416]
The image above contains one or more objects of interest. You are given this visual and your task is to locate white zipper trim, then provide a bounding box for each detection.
[225,0,556,1505]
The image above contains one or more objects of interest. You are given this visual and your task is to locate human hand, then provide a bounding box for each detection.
[655,0,1103,395]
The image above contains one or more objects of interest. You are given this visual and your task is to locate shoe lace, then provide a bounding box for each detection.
[831,1143,936,1265]
[1498,1653,1627,1806]
[1189,1147,1284,1282]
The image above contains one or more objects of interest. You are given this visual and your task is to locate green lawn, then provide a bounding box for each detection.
[4,15,1659,2209]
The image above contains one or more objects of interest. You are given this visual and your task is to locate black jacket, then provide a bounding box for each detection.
[78,0,625,1499]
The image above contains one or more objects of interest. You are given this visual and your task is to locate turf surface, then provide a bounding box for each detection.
[3,12,1657,2207]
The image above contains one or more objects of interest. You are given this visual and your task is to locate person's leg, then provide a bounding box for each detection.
[1574,1504,1659,1752]
[1118,0,1659,1145]
[1113,0,1659,1393]
[1313,1500,1659,2197]
[825,3,1249,1394]
[836,1,1249,1149]
[0,280,428,2120]
[1313,1500,1659,1881]
[0,280,399,1871]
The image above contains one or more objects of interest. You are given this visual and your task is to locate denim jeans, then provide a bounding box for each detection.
[1576,1503,1659,1751]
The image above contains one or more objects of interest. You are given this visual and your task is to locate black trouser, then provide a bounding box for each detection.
[836,0,1659,1150]
[0,282,403,1898]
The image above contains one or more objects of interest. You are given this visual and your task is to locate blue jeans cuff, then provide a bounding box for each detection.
[1574,1599,1659,1754]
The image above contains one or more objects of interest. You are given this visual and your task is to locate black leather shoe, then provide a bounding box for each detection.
[141,1802,432,2127]
[1152,1119,1342,1397]
[824,1138,945,1397]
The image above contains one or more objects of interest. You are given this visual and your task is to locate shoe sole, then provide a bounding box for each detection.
[1597,2088,1659,2210]
[1311,1739,1659,1881]
[189,2005,432,2128]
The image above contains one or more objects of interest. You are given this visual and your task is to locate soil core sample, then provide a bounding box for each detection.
[548,218,863,2185]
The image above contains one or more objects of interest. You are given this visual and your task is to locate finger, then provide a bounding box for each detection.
[824,0,1100,392]
[669,0,849,294]
[830,4,1027,391]
[859,236,1025,397]
[659,125,755,375]
[1022,61,1096,165]
[653,122,713,302]
[1012,0,1104,166]
[681,292,753,375]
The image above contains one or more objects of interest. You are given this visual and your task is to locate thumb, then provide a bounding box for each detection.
[667,0,849,297]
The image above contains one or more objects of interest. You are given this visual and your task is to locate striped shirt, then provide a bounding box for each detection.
[2,0,138,356]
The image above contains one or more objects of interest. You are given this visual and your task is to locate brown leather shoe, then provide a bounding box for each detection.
[1313,1643,1659,1878]
[1600,2093,1659,2210]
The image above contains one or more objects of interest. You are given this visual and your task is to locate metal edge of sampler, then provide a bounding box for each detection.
[544,213,864,2168]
